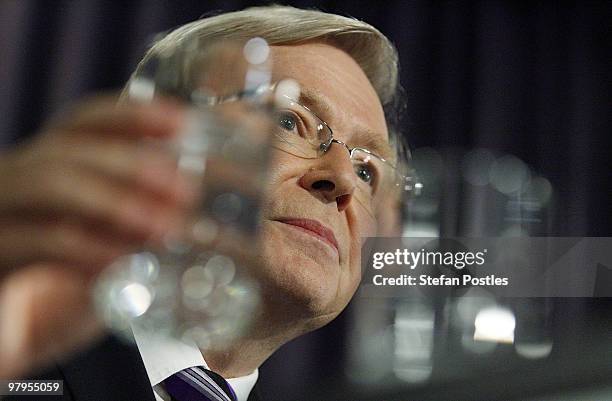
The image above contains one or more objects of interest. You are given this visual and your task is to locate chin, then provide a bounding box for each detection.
[251,222,356,330]
[258,255,343,316]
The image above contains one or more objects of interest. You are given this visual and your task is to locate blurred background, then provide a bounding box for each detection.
[1,1,611,400]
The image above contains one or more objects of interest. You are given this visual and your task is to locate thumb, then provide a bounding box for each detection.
[0,264,105,379]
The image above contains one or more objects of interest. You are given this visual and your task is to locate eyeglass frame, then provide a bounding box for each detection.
[190,84,422,198]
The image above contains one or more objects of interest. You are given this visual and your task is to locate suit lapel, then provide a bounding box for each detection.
[247,380,264,401]
[59,335,156,401]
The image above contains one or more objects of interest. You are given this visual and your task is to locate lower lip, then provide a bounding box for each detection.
[277,221,339,255]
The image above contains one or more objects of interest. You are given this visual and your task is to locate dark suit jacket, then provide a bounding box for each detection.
[5,335,264,401]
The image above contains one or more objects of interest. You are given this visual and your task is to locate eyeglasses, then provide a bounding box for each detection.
[193,86,421,216]
[270,94,420,214]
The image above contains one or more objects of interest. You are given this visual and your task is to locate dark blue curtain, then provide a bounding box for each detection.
[1,0,610,237]
[1,1,611,399]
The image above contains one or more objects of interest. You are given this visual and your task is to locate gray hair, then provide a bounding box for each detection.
[127,5,408,162]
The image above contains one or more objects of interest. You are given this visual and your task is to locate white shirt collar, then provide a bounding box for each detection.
[131,323,258,401]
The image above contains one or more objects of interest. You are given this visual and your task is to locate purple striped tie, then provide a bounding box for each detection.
[162,366,237,401]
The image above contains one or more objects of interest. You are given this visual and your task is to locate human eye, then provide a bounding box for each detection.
[276,110,303,134]
[275,108,316,142]
[354,162,377,187]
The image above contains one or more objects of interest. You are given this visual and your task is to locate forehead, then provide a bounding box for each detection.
[268,43,391,158]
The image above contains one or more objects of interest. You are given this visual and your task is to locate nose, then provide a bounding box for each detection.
[298,141,355,212]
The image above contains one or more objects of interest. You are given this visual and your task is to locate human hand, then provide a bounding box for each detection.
[0,95,192,378]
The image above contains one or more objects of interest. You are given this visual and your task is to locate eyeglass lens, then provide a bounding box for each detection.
[270,97,402,215]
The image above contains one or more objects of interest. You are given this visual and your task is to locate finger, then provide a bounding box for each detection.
[43,136,194,206]
[0,264,105,379]
[0,161,185,241]
[0,218,138,276]
[50,95,186,140]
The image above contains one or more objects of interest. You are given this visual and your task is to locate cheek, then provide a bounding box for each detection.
[262,150,314,202]
[261,153,292,204]
[352,206,378,242]
[346,204,376,273]
[264,151,298,187]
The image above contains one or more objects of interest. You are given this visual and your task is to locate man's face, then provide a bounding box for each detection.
[253,42,390,327]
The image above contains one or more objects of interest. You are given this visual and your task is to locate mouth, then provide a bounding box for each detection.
[275,218,339,253]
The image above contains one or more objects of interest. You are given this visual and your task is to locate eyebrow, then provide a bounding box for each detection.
[297,88,395,161]
[351,130,395,162]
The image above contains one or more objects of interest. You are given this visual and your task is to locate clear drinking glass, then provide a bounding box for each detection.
[94,36,277,349]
